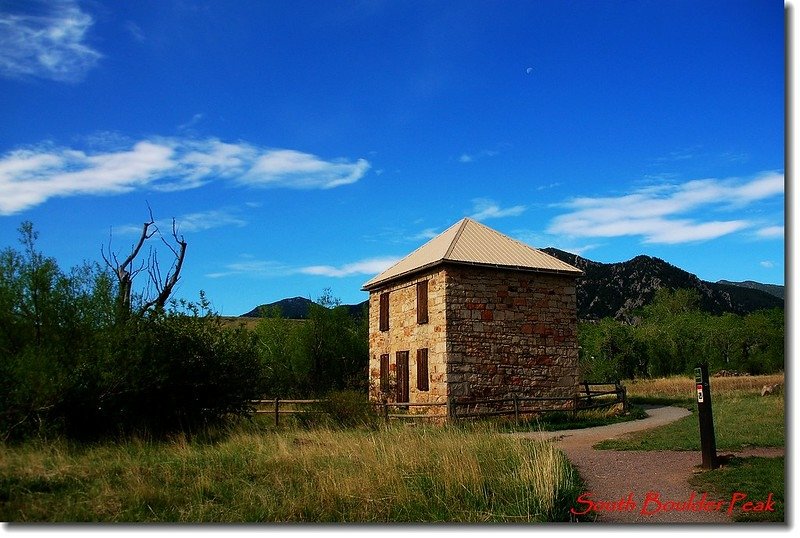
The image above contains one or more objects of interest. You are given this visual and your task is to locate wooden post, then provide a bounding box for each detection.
[447,396,457,422]
[620,385,628,413]
[513,395,519,423]
[382,402,388,422]
[572,393,579,420]
[274,397,280,428]
[583,381,592,404]
[695,364,718,469]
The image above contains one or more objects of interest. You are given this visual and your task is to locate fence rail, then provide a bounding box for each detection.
[252,381,626,426]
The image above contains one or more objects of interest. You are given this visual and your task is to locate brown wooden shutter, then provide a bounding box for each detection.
[416,280,428,324]
[380,354,390,393]
[396,351,409,403]
[416,348,429,391]
[379,292,389,331]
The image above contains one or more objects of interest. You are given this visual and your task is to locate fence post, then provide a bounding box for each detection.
[274,397,280,428]
[583,381,592,404]
[572,393,579,420]
[447,396,457,422]
[622,386,628,413]
[513,395,519,423]
[382,402,388,422]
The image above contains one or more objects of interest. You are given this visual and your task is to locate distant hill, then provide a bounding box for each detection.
[542,248,784,321]
[241,296,368,319]
[717,280,784,300]
[241,253,782,322]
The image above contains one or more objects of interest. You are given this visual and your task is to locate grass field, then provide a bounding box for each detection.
[594,390,785,451]
[0,425,581,523]
[689,456,784,523]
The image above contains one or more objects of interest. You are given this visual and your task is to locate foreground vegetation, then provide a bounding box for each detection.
[0,223,366,441]
[0,425,581,522]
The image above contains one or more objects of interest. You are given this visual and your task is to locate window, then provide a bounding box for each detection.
[380,354,390,393]
[416,280,429,324]
[416,348,429,391]
[396,351,409,403]
[379,292,389,331]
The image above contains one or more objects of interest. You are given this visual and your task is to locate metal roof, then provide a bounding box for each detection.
[361,218,582,290]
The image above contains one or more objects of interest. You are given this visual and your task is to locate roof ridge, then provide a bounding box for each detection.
[443,217,471,260]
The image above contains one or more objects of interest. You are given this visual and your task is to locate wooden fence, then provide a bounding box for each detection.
[253,381,626,426]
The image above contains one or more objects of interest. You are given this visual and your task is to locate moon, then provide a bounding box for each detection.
[525,67,534,74]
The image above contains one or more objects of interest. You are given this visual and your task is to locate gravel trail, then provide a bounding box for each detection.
[510,406,784,524]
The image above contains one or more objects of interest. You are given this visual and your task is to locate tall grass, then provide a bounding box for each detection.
[624,373,784,402]
[0,425,580,522]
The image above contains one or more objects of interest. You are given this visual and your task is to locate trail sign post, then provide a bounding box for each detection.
[695,364,718,469]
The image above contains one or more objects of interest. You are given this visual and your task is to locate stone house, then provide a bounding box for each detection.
[361,218,583,418]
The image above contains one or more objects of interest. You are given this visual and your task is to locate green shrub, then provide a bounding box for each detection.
[313,390,380,429]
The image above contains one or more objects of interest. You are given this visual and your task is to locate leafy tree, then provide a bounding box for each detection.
[577,287,784,380]
[254,288,369,397]
[0,222,264,441]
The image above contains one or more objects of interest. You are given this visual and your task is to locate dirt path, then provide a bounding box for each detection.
[510,406,784,524]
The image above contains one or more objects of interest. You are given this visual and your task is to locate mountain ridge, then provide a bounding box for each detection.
[541,248,783,320]
[240,251,783,321]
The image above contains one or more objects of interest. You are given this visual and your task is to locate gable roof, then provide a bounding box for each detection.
[361,218,582,290]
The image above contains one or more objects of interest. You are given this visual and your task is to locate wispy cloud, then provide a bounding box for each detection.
[760,260,775,269]
[299,256,401,278]
[206,259,294,279]
[0,0,102,82]
[207,255,400,280]
[243,149,370,189]
[547,171,784,244]
[470,198,526,220]
[125,21,146,43]
[459,149,499,163]
[116,208,247,237]
[755,225,784,239]
[0,137,371,215]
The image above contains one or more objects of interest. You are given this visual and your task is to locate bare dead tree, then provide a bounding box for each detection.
[101,207,187,319]
[140,218,187,314]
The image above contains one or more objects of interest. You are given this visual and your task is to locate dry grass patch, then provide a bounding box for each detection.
[624,373,784,400]
[0,425,581,522]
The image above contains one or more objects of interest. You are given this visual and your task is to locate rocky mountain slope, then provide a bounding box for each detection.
[542,248,783,320]
[241,252,783,321]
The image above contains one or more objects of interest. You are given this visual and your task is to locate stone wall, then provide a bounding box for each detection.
[367,267,447,409]
[444,265,579,406]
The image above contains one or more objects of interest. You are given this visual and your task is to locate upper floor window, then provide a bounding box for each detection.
[417,280,428,324]
[379,292,389,331]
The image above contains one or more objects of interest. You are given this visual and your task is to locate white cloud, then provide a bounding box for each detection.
[243,149,370,189]
[470,198,526,220]
[760,260,775,269]
[299,256,401,278]
[0,137,371,214]
[207,255,400,280]
[548,172,784,245]
[755,225,784,239]
[0,0,102,82]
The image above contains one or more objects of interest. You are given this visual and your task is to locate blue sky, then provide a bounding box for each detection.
[0,0,785,316]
